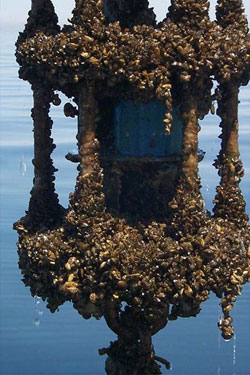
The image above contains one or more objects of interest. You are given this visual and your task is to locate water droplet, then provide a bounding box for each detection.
[217,308,222,370]
[71,148,78,155]
[233,334,236,366]
[218,315,223,326]
[33,296,44,325]
[224,339,230,343]
[34,296,41,305]
[19,155,27,176]
[218,332,221,349]
[33,318,40,327]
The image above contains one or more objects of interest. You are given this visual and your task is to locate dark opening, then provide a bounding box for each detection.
[96,99,182,221]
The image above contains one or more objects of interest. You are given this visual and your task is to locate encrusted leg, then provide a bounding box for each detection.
[15,86,64,232]
[213,83,248,227]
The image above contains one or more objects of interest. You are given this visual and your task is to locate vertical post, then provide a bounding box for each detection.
[169,94,205,236]
[67,80,106,224]
[25,85,63,229]
[102,300,169,375]
[181,95,199,190]
[218,83,239,165]
[77,81,98,177]
[213,83,248,225]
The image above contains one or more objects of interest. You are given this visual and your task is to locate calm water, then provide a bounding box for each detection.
[0,31,250,375]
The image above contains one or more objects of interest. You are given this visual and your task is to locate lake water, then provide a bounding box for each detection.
[0,31,250,375]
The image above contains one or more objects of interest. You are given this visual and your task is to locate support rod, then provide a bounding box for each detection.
[213,82,248,226]
[27,85,63,229]
[77,81,99,177]
[181,95,199,190]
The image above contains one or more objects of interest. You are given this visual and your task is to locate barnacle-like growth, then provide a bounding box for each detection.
[14,1,250,374]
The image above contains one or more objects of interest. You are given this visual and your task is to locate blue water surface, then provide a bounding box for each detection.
[0,31,250,375]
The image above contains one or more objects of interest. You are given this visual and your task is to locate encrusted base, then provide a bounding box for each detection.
[15,152,250,348]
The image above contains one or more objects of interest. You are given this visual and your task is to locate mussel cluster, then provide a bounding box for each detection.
[16,0,250,132]
[15,0,250,373]
[15,143,250,335]
[15,126,250,333]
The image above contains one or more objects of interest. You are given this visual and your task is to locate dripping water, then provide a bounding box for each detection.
[232,334,237,375]
[19,154,27,176]
[33,295,43,327]
[217,306,222,375]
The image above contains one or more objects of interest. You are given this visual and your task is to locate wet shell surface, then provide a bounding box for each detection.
[15,0,250,346]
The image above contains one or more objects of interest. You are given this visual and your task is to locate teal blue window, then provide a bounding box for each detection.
[114,100,183,158]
